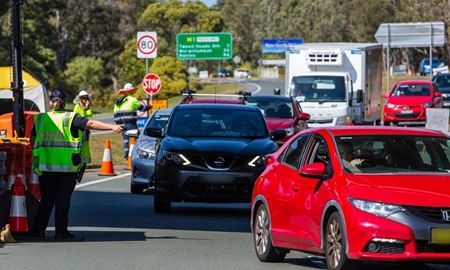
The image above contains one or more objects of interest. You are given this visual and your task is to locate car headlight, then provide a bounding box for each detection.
[336,116,351,126]
[421,102,432,108]
[385,103,395,109]
[248,156,265,167]
[350,199,405,217]
[283,127,295,137]
[137,148,155,159]
[162,150,190,166]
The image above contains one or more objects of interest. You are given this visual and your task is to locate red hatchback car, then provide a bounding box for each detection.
[383,80,443,125]
[251,127,450,270]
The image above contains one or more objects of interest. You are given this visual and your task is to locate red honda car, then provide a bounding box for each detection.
[251,126,450,270]
[383,80,443,125]
[246,95,310,142]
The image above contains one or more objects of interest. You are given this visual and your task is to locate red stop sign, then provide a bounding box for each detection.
[142,73,161,95]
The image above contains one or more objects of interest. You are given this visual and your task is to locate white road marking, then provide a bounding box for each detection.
[75,173,131,190]
[246,82,262,94]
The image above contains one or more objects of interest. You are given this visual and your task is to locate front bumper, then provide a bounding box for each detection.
[156,160,264,203]
[131,155,155,186]
[383,107,426,122]
[345,204,450,262]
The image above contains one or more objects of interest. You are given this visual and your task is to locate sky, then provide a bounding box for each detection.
[181,0,217,7]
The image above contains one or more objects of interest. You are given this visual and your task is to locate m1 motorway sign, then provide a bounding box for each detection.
[142,73,161,95]
[137,32,157,59]
[176,32,232,60]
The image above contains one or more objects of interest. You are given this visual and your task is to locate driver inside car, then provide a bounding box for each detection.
[338,141,365,171]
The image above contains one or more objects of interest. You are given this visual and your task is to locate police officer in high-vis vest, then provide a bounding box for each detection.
[114,83,150,158]
[31,90,123,240]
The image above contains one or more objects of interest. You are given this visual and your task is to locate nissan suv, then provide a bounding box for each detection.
[148,104,284,213]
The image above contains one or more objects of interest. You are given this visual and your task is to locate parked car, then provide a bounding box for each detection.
[246,95,310,142]
[251,126,450,270]
[432,73,450,107]
[150,104,285,212]
[234,69,251,79]
[419,58,445,75]
[218,68,232,78]
[383,80,442,125]
[129,109,172,194]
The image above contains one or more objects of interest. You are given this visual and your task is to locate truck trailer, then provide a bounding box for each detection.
[285,43,383,126]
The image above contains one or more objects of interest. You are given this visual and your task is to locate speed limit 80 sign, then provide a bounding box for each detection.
[137,32,157,59]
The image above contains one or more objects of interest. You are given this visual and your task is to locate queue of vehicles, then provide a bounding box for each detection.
[127,42,450,269]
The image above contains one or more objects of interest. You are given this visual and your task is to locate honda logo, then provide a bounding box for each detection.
[442,210,450,222]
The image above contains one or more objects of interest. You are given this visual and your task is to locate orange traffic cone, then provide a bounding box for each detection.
[28,171,41,201]
[99,139,116,176]
[125,137,136,170]
[9,176,28,232]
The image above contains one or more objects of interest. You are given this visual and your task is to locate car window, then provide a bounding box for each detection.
[281,135,309,169]
[305,137,330,166]
[167,108,268,138]
[246,99,294,118]
[434,75,450,88]
[335,135,450,174]
[145,113,170,131]
[392,84,431,97]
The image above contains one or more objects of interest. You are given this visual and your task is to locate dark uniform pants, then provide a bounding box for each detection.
[33,172,78,235]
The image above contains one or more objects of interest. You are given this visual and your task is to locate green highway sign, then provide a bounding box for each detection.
[176,32,233,60]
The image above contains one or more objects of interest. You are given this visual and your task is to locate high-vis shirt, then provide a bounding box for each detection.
[33,111,88,173]
[113,95,142,126]
[74,103,93,119]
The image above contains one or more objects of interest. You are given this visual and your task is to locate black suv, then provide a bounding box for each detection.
[148,104,284,212]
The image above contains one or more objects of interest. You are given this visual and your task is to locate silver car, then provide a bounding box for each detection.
[130,109,172,194]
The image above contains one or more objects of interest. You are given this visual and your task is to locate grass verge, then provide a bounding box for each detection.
[88,132,125,168]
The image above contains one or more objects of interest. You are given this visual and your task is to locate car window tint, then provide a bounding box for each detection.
[307,137,330,166]
[247,99,294,118]
[282,135,309,169]
[393,84,431,97]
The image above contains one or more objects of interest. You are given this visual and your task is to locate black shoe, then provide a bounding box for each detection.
[54,232,84,241]
[28,230,46,239]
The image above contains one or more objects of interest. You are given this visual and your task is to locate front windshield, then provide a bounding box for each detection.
[145,113,170,134]
[246,98,294,118]
[336,135,450,174]
[434,75,450,88]
[168,108,268,138]
[392,84,430,97]
[290,75,346,102]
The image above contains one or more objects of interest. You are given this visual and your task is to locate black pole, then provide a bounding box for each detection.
[11,0,25,137]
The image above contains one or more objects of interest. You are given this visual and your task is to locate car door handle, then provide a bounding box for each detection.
[291,184,299,192]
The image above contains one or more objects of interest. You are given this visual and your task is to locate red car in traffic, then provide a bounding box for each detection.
[251,126,450,270]
[246,95,310,142]
[383,80,443,125]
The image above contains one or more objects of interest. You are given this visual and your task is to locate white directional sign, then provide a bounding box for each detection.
[137,32,157,59]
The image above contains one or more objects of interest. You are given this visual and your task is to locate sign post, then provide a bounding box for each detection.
[137,31,158,116]
[142,73,162,111]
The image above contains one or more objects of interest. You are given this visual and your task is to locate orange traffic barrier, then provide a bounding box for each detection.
[99,139,116,176]
[6,163,16,191]
[28,171,41,201]
[125,137,136,170]
[9,176,28,232]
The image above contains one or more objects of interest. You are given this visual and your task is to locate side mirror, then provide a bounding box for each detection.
[434,91,442,97]
[356,89,363,103]
[299,112,310,121]
[270,129,287,141]
[299,162,327,179]
[125,129,139,138]
[274,88,281,95]
[382,92,389,98]
[146,128,164,138]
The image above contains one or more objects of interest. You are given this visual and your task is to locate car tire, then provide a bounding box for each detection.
[253,204,287,262]
[130,183,144,194]
[154,188,171,213]
[325,212,360,270]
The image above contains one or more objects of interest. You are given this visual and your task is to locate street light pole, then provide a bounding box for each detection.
[11,0,25,137]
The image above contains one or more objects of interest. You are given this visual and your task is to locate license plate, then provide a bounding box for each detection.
[401,110,413,114]
[431,228,450,244]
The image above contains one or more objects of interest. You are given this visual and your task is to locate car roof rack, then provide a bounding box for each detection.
[180,88,252,102]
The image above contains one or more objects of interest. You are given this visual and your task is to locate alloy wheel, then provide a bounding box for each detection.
[255,207,269,255]
[326,217,343,269]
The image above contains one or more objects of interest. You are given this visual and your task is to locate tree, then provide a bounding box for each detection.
[149,56,188,98]
[63,56,104,94]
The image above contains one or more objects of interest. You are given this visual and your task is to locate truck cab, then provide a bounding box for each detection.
[285,43,382,126]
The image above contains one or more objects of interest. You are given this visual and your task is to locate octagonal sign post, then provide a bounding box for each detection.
[142,73,161,96]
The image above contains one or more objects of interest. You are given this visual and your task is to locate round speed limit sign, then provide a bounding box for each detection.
[137,32,157,58]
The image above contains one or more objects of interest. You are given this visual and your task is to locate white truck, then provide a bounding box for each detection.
[285,43,383,126]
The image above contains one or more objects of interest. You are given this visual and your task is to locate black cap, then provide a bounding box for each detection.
[50,90,66,101]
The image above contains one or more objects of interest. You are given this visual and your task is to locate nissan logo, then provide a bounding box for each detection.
[214,157,226,167]
[442,210,450,222]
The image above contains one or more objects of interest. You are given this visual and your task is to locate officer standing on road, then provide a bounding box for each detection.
[74,90,93,119]
[114,83,150,159]
[31,90,123,240]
